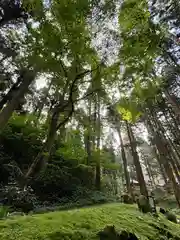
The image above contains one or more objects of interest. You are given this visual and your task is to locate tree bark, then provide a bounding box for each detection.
[0,70,35,130]
[146,116,180,207]
[163,115,180,162]
[163,107,180,145]
[169,106,180,131]
[26,98,72,178]
[95,93,101,190]
[146,115,169,186]
[36,79,53,121]
[144,156,156,187]
[86,96,92,165]
[153,145,168,185]
[25,113,58,180]
[117,127,132,195]
[126,121,149,197]
[0,76,22,109]
[155,115,180,184]
[164,90,180,118]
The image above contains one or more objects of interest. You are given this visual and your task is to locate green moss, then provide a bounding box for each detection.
[0,203,180,240]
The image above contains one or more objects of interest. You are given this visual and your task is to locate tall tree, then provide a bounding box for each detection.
[107,106,132,195]
[126,122,149,197]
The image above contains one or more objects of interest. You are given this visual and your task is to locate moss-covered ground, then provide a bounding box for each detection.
[0,203,180,240]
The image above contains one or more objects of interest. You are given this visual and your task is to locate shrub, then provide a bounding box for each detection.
[0,181,39,213]
[121,194,133,204]
[0,206,10,219]
[89,191,112,204]
[71,187,116,204]
[32,163,95,202]
[157,195,177,209]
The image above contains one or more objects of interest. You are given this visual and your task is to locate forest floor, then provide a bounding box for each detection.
[0,203,180,240]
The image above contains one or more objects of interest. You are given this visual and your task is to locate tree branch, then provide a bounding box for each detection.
[55,65,100,129]
[75,88,101,103]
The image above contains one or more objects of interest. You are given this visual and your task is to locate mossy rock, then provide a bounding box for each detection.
[137,195,152,213]
[121,194,133,204]
[98,225,138,240]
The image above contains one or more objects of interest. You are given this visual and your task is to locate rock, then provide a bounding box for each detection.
[98,225,139,240]
[159,208,178,223]
[165,212,177,223]
[98,225,118,239]
[121,194,133,204]
[13,201,34,214]
[7,211,25,217]
[159,207,166,214]
[120,230,138,240]
[33,207,49,214]
[137,195,152,213]
[33,206,59,214]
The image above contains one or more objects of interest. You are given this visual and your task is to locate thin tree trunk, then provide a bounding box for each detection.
[146,119,169,185]
[0,70,35,130]
[167,138,180,174]
[36,79,53,121]
[117,127,132,195]
[112,172,118,195]
[155,115,180,183]
[165,90,180,118]
[169,106,180,131]
[146,118,170,191]
[159,161,168,185]
[154,146,168,185]
[86,96,92,165]
[95,94,101,190]
[163,108,180,145]
[84,132,90,163]
[144,156,156,187]
[170,157,180,184]
[126,121,149,197]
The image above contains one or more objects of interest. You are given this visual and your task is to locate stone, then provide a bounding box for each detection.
[7,211,25,217]
[137,195,152,213]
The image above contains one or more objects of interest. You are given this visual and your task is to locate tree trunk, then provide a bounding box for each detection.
[117,127,132,195]
[154,115,180,184]
[0,70,35,130]
[146,115,180,207]
[167,138,180,176]
[25,110,58,180]
[163,159,180,207]
[165,90,180,118]
[146,118,169,185]
[170,156,180,184]
[144,156,156,187]
[163,107,180,145]
[25,95,73,180]
[36,79,53,121]
[86,96,92,165]
[126,121,149,197]
[0,76,22,109]
[153,146,168,185]
[112,172,118,195]
[85,133,91,165]
[95,94,101,190]
[169,106,180,131]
